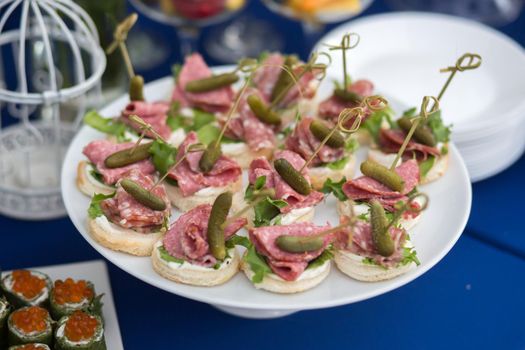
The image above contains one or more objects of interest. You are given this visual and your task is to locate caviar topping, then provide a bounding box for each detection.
[13,344,46,350]
[11,306,49,333]
[11,270,46,300]
[53,279,94,305]
[64,311,99,342]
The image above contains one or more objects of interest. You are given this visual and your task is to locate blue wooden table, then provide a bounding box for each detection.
[1,0,525,348]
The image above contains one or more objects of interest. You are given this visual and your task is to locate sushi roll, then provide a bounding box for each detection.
[1,297,13,349]
[8,344,51,350]
[7,306,53,346]
[55,311,106,350]
[1,270,52,308]
[50,278,101,320]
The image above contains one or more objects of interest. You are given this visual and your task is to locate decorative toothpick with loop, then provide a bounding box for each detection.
[436,53,481,102]
[106,13,138,79]
[128,115,167,154]
[325,33,360,102]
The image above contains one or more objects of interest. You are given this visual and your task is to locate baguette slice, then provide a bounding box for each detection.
[240,253,330,294]
[87,216,163,256]
[76,161,115,197]
[152,241,240,286]
[221,142,273,169]
[333,248,416,282]
[309,155,355,190]
[165,177,243,212]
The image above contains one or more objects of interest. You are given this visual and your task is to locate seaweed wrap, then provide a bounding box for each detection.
[50,278,102,320]
[1,297,13,349]
[8,344,51,350]
[1,270,52,308]
[7,306,53,346]
[55,310,106,350]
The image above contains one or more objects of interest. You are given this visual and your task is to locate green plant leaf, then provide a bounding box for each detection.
[400,246,420,266]
[88,192,116,219]
[362,107,395,143]
[307,248,333,270]
[419,155,436,178]
[427,110,452,143]
[226,235,251,249]
[149,140,177,174]
[326,156,349,170]
[158,246,184,264]
[253,197,287,227]
[320,177,348,201]
[84,110,127,141]
[244,244,272,284]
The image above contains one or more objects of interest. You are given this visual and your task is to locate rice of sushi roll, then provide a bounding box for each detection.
[7,306,53,346]
[55,310,106,350]
[8,344,51,350]
[1,271,52,308]
[1,297,13,348]
[50,278,101,320]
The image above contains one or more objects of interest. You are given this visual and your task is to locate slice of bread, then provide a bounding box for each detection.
[87,216,162,256]
[152,242,240,286]
[333,249,416,282]
[240,254,330,294]
[309,155,356,190]
[222,142,273,169]
[77,161,115,197]
[165,177,243,212]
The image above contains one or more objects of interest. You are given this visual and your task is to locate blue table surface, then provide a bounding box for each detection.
[1,0,525,348]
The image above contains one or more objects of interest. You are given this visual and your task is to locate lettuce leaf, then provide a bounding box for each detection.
[345,137,359,153]
[84,110,128,141]
[326,156,349,170]
[362,107,395,143]
[427,110,451,143]
[307,247,333,270]
[149,140,177,175]
[244,176,267,200]
[400,246,420,266]
[244,243,272,283]
[320,177,348,201]
[158,245,184,264]
[253,197,287,227]
[418,155,435,178]
[88,192,116,219]
[226,235,251,249]
[172,64,182,82]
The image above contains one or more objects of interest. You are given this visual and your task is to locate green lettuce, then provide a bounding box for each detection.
[419,155,436,178]
[362,107,395,143]
[307,247,333,270]
[149,140,177,174]
[88,192,116,219]
[158,246,184,264]
[84,110,128,141]
[320,177,348,201]
[326,157,349,170]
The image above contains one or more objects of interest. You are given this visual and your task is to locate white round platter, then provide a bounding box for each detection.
[62,74,471,319]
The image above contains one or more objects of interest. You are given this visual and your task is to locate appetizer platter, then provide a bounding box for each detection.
[0,261,123,349]
[62,16,472,318]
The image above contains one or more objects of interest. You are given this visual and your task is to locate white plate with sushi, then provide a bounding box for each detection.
[2,260,123,349]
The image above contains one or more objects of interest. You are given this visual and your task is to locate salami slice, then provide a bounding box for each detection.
[172,53,234,113]
[83,140,155,185]
[249,222,333,281]
[163,204,246,267]
[100,169,170,232]
[121,101,171,139]
[285,117,344,166]
[379,129,441,160]
[342,159,420,211]
[168,132,242,196]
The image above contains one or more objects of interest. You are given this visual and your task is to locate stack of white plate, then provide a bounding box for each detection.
[314,12,525,182]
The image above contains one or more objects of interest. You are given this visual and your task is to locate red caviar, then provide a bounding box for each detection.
[53,279,94,305]
[12,270,46,300]
[11,306,49,333]
[64,311,98,342]
[14,345,45,350]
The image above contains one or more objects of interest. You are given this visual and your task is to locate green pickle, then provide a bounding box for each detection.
[274,158,311,195]
[129,75,144,101]
[360,160,404,193]
[104,142,152,168]
[185,73,239,93]
[397,116,437,147]
[334,88,362,104]
[309,120,345,148]
[120,179,166,211]
[199,142,222,173]
[271,55,298,102]
[370,200,395,257]
[207,192,233,260]
[275,235,324,253]
[247,94,281,125]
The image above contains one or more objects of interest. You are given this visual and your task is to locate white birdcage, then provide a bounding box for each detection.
[0,0,106,219]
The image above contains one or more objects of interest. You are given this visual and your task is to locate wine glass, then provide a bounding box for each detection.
[128,0,248,57]
[262,0,375,56]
